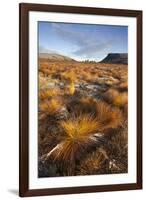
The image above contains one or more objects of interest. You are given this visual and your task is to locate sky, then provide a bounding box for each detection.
[38,22,128,62]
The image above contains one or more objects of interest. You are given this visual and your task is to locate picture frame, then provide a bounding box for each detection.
[19,3,142,197]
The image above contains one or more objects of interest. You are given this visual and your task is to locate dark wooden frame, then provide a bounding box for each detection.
[19,3,142,197]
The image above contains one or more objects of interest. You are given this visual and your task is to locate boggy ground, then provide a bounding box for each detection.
[38,59,128,177]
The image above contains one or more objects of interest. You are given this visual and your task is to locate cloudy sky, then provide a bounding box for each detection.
[38,22,128,62]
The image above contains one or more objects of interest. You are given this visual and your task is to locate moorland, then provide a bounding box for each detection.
[38,53,128,177]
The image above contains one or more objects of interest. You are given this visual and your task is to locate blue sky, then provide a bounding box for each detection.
[38,22,128,61]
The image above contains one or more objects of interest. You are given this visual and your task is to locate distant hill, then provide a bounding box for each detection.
[39,53,75,62]
[100,53,128,64]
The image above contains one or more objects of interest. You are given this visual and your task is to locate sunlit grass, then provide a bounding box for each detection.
[95,100,123,130]
[103,88,128,107]
[38,59,128,176]
[39,98,63,115]
[68,82,75,95]
[113,92,128,107]
[39,88,61,100]
[60,114,100,139]
[61,71,77,83]
[118,81,128,91]
[44,114,101,175]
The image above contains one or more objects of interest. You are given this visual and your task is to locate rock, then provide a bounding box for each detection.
[47,125,59,134]
[58,82,65,89]
[46,82,56,88]
[38,158,58,177]
[74,82,107,99]
[40,81,56,89]
[85,84,100,91]
[97,77,119,86]
[55,107,69,120]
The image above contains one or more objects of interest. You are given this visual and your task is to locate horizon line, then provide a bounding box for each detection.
[39,51,128,62]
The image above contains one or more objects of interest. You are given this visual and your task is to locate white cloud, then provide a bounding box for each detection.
[51,23,114,58]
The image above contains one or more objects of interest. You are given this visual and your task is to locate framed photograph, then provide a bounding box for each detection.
[19,3,142,197]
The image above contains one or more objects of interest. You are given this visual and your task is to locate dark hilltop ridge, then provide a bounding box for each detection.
[100,53,128,65]
[39,53,75,62]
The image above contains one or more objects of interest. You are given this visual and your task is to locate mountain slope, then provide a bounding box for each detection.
[39,53,75,61]
[100,53,128,64]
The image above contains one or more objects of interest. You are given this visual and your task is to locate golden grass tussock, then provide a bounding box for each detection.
[68,82,75,95]
[95,100,123,130]
[103,88,119,103]
[103,88,128,107]
[67,98,123,131]
[80,96,97,105]
[61,71,77,83]
[117,81,128,91]
[39,88,61,100]
[113,92,128,107]
[60,114,100,139]
[47,114,101,168]
[39,98,63,115]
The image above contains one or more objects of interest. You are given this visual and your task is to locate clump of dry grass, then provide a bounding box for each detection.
[67,98,123,131]
[39,88,61,100]
[80,96,97,105]
[60,114,100,140]
[103,121,128,173]
[43,114,101,175]
[78,123,128,175]
[39,98,63,115]
[68,82,75,95]
[61,71,77,95]
[113,92,128,107]
[103,88,128,107]
[95,100,123,130]
[67,97,97,115]
[103,89,119,103]
[117,81,128,91]
[61,71,77,83]
[77,149,107,175]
